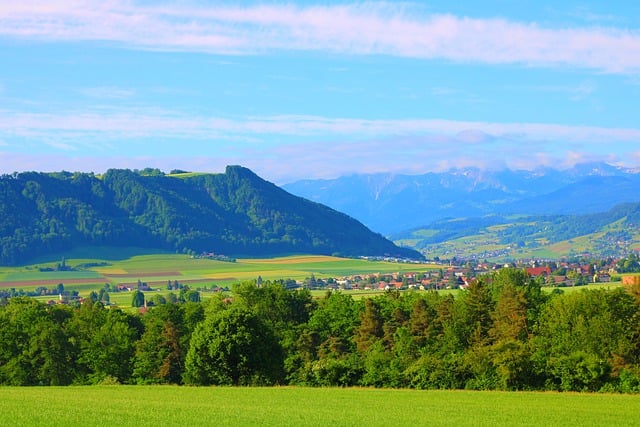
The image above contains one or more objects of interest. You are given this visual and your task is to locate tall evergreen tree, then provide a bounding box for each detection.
[354,298,383,354]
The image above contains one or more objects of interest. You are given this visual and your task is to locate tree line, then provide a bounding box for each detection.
[2,268,640,392]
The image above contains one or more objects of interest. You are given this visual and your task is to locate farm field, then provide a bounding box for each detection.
[0,250,627,306]
[0,251,440,295]
[0,386,638,426]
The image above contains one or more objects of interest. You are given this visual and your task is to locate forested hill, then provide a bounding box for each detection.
[0,166,420,265]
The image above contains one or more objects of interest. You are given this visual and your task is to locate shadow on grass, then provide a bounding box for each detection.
[27,246,172,265]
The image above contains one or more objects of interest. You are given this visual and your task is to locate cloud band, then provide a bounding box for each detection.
[1,1,639,73]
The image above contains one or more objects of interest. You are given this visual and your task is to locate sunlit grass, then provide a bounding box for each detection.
[0,386,638,427]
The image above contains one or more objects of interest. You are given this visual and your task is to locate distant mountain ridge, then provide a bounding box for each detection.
[282,162,640,234]
[0,166,420,266]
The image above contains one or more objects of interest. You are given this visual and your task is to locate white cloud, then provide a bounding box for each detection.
[455,130,495,144]
[569,6,619,25]
[78,86,134,99]
[430,87,460,96]
[0,1,639,73]
[524,81,597,101]
[1,109,639,182]
[1,109,639,145]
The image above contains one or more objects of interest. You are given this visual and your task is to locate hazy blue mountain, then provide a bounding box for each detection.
[283,162,639,234]
[505,175,640,215]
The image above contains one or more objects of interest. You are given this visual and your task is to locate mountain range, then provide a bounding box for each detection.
[282,162,640,235]
[0,166,420,266]
[5,162,639,265]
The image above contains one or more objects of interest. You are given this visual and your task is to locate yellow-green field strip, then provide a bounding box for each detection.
[0,254,441,292]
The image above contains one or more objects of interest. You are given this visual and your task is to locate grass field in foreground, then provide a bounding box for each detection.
[0,386,638,427]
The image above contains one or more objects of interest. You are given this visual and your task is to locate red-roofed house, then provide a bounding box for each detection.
[526,267,552,277]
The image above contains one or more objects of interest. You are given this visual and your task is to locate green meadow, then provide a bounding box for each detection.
[0,251,440,295]
[0,386,638,427]
[1,250,626,306]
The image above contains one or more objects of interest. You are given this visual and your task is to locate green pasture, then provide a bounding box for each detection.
[1,270,103,282]
[530,235,596,257]
[523,248,563,259]
[2,251,626,304]
[412,216,640,261]
[0,253,440,297]
[240,255,439,275]
[548,282,623,294]
[3,249,628,308]
[412,228,440,237]
[107,291,148,307]
[27,246,170,264]
[106,289,221,307]
[0,386,638,426]
[168,171,210,179]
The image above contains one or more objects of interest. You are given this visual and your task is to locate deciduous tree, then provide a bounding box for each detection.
[184,306,283,385]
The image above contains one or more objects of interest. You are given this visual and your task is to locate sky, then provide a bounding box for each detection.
[0,1,639,184]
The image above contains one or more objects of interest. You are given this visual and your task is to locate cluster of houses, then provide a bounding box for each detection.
[301,258,620,292]
[29,255,637,309]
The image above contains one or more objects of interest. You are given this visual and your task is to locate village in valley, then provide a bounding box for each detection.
[299,256,634,292]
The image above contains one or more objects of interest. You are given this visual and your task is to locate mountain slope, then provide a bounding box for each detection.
[506,175,640,215]
[394,201,640,260]
[0,167,420,265]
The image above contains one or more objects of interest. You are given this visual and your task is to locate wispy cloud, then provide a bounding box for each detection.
[0,133,629,184]
[1,1,639,73]
[521,80,598,101]
[246,136,640,183]
[1,109,639,181]
[431,87,461,96]
[78,86,134,99]
[569,80,597,101]
[569,6,620,25]
[1,109,639,145]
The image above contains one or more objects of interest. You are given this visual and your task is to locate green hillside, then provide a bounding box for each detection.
[396,203,640,260]
[0,167,420,265]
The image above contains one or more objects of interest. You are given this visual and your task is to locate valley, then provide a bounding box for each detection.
[283,162,640,261]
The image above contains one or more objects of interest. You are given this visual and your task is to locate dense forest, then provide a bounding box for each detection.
[3,268,640,392]
[0,167,419,265]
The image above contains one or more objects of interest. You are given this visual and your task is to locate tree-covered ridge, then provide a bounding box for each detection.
[3,270,640,392]
[0,167,420,265]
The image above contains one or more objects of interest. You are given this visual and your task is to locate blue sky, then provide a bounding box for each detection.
[0,1,639,183]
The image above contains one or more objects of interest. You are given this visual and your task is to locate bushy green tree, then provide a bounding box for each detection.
[531,288,637,391]
[0,298,75,385]
[184,306,283,385]
[131,290,145,307]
